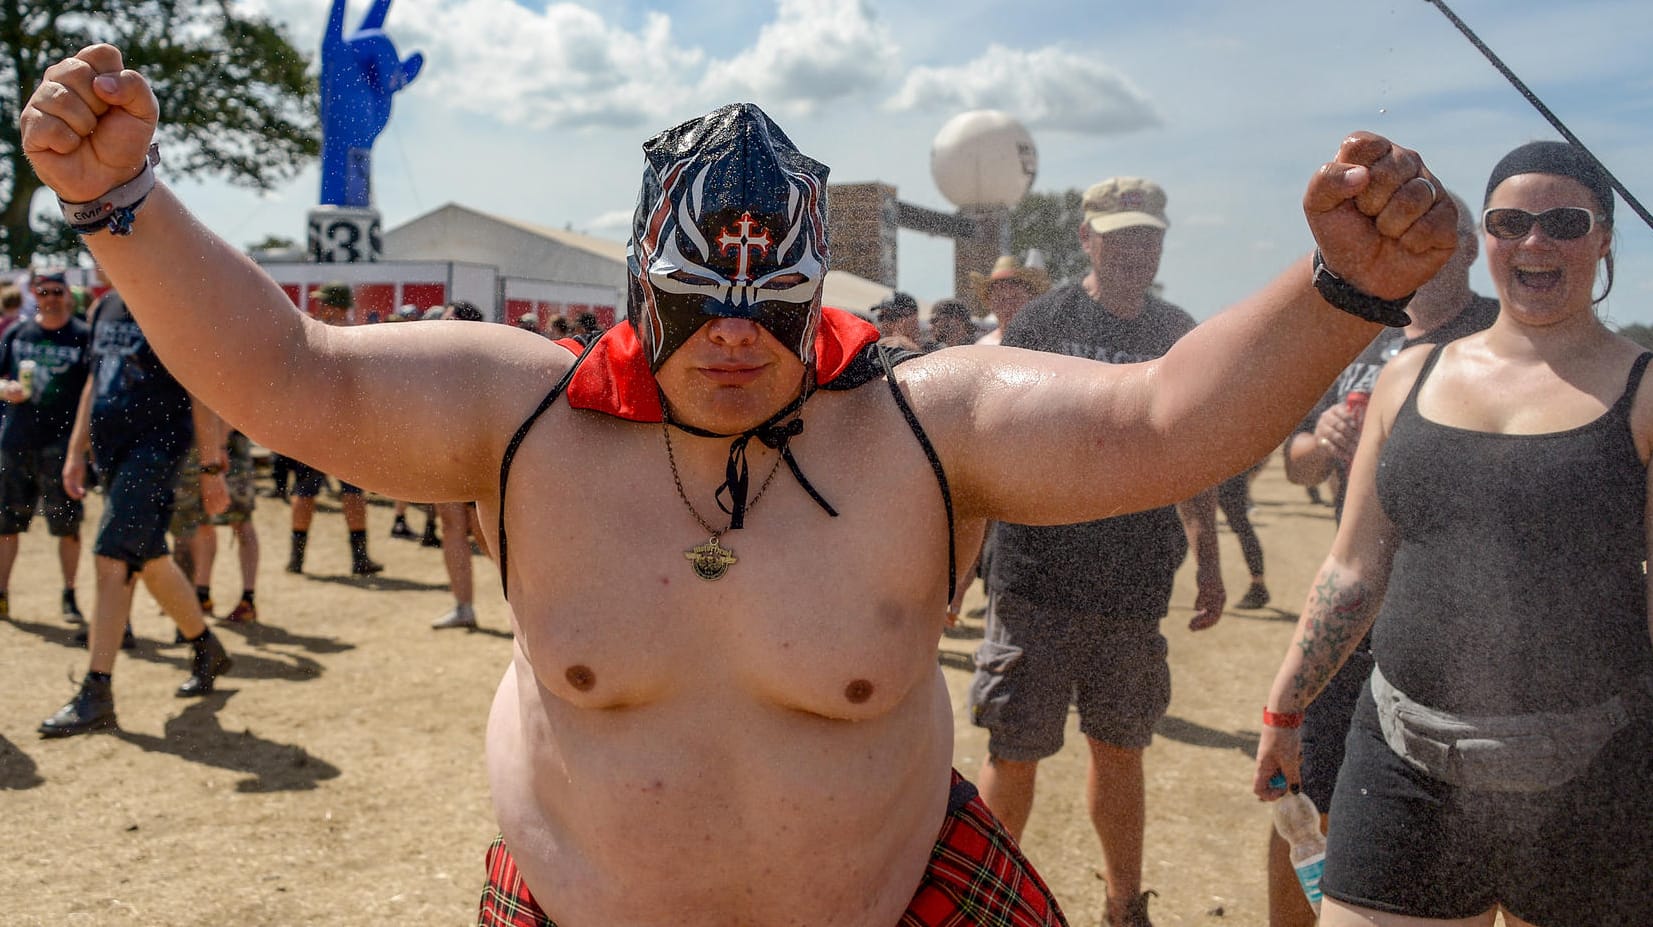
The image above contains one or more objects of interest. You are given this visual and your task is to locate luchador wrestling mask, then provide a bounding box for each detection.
[627,103,830,374]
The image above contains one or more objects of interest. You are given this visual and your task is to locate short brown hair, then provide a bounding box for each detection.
[1,285,20,310]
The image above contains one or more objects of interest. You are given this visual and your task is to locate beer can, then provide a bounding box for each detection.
[17,359,36,400]
[1345,390,1369,430]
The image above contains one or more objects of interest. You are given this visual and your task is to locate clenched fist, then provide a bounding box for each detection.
[20,44,159,204]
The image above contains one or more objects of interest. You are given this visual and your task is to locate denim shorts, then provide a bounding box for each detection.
[0,444,83,536]
[93,440,185,570]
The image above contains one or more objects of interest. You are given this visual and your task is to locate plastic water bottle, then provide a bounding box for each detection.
[1273,790,1326,912]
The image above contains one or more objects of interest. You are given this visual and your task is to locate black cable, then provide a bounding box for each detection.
[1424,0,1652,232]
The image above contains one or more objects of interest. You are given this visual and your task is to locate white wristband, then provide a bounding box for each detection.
[59,144,160,236]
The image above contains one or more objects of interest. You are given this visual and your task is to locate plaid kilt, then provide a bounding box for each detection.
[477,771,1068,926]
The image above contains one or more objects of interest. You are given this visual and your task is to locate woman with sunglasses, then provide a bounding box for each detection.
[1253,139,1653,927]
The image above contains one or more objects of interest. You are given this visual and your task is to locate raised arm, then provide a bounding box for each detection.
[21,45,557,503]
[921,133,1458,527]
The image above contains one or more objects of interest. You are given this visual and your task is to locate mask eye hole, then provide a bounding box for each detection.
[663,269,724,288]
[758,273,810,290]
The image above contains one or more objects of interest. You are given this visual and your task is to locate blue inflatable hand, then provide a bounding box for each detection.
[319,0,424,207]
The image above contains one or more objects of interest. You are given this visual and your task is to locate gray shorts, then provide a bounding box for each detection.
[967,588,1171,759]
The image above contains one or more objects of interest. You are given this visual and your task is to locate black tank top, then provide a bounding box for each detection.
[1372,346,1653,714]
[494,341,957,603]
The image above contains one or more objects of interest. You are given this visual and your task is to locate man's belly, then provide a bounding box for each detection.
[485,657,956,927]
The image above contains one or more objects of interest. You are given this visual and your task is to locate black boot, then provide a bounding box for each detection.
[287,530,308,574]
[40,674,116,737]
[176,629,233,697]
[350,529,384,575]
[390,514,416,540]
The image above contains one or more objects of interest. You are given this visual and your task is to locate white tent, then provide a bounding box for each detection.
[383,203,912,321]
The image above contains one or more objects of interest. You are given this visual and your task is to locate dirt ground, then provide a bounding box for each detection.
[0,457,1338,926]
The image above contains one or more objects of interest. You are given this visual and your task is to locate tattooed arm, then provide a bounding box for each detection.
[1251,346,1425,801]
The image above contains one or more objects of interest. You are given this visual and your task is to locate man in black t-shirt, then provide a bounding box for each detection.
[38,270,235,738]
[968,177,1225,927]
[0,270,90,623]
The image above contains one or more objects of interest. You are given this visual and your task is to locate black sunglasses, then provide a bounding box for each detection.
[33,286,66,297]
[1481,206,1602,241]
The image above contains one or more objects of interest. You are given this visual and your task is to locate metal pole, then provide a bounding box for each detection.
[1424,0,1652,232]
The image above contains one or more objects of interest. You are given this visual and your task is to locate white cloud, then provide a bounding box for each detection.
[886,44,1160,135]
[397,0,704,130]
[700,0,901,113]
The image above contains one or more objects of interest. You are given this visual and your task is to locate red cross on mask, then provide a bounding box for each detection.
[717,212,774,284]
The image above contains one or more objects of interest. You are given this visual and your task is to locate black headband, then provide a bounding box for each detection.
[1484,141,1614,224]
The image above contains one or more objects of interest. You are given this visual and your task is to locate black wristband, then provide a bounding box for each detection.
[1311,250,1413,328]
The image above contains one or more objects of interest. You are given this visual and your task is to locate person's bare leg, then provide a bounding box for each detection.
[88,555,138,672]
[141,554,231,696]
[1268,825,1319,927]
[0,533,19,594]
[440,503,473,605]
[976,754,1039,842]
[141,554,207,639]
[342,494,367,532]
[342,493,382,574]
[1320,897,1497,926]
[57,531,80,588]
[190,523,217,588]
[1087,736,1146,923]
[37,555,136,735]
[234,521,258,590]
[291,496,315,531]
[288,495,314,572]
[431,502,477,628]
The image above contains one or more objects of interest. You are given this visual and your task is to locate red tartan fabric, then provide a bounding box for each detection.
[476,772,1069,927]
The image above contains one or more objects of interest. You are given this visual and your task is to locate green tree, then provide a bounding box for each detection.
[1,0,319,268]
[1008,189,1087,286]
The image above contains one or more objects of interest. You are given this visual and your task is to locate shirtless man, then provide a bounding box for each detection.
[22,45,1456,926]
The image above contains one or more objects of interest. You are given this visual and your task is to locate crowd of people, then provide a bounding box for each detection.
[5,39,1649,927]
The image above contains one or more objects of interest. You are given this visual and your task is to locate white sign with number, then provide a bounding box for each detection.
[307,206,383,264]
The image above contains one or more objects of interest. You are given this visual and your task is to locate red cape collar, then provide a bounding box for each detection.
[554,307,878,422]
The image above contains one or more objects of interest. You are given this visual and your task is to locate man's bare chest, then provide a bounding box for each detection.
[485,410,961,720]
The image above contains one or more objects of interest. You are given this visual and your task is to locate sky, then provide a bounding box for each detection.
[172,0,1653,326]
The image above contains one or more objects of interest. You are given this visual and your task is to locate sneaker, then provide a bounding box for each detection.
[431,604,477,630]
[62,591,85,625]
[1105,890,1158,927]
[286,551,304,574]
[419,530,442,549]
[1236,583,1271,610]
[390,518,417,540]
[224,600,259,624]
[176,633,233,697]
[0,590,8,621]
[39,677,117,737]
[351,557,385,577]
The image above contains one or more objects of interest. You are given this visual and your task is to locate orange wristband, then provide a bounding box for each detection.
[1263,708,1305,729]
